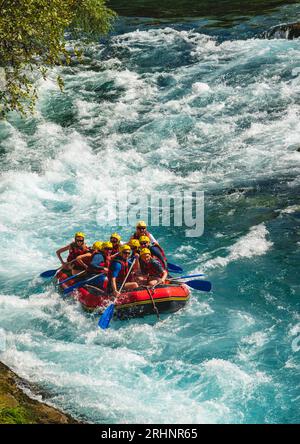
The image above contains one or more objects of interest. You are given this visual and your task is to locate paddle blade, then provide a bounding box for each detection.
[186,280,212,292]
[40,269,58,278]
[63,286,75,295]
[167,262,183,273]
[98,304,115,329]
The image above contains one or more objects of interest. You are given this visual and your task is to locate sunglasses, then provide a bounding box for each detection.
[105,248,112,251]
[76,239,84,243]
[123,251,131,255]
[110,238,118,243]
[140,242,148,246]
[138,227,146,230]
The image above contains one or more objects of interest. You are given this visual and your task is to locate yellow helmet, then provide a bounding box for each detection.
[102,241,113,250]
[92,241,103,251]
[110,232,121,242]
[140,248,151,257]
[75,232,85,239]
[136,220,147,228]
[121,244,131,253]
[139,235,150,243]
[129,239,140,249]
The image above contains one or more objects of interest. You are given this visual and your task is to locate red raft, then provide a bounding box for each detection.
[56,270,190,319]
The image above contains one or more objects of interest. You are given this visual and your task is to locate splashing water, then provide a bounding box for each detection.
[0,4,300,424]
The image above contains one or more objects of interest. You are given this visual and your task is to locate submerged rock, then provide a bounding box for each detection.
[0,361,78,424]
[264,22,300,39]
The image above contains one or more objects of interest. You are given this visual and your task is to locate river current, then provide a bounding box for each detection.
[0,1,299,424]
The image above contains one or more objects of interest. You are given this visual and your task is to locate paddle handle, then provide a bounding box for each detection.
[63,273,103,294]
[98,260,136,330]
[58,270,85,285]
[172,273,206,280]
[145,287,160,320]
[118,258,136,294]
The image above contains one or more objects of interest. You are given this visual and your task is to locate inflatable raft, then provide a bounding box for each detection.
[56,270,190,319]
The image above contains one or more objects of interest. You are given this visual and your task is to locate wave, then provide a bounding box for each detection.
[201,224,273,270]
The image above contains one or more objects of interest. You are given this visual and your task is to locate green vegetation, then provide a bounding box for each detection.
[0,0,116,117]
[0,361,78,423]
[0,406,32,424]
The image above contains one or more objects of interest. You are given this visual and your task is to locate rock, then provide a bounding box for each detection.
[225,187,247,195]
[297,147,300,153]
[0,361,79,424]
[0,393,19,408]
[264,22,300,40]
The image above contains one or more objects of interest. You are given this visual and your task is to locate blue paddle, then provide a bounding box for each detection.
[58,270,86,285]
[172,273,206,280]
[98,303,115,330]
[184,280,212,292]
[98,259,136,330]
[40,268,60,278]
[167,262,183,273]
[63,274,102,295]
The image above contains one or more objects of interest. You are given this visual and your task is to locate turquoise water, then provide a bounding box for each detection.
[0,3,300,424]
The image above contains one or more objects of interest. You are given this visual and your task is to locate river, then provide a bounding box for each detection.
[0,0,299,424]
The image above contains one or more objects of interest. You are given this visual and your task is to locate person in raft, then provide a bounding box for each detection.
[128,239,141,260]
[75,241,113,290]
[130,221,159,246]
[139,235,167,269]
[101,241,113,268]
[75,241,104,273]
[110,232,122,255]
[108,245,139,297]
[137,248,168,287]
[56,232,89,273]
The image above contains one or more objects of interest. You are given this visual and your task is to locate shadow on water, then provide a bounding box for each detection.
[108,0,299,23]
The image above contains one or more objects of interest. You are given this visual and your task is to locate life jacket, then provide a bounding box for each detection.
[130,251,138,261]
[87,251,107,274]
[67,242,89,262]
[102,252,111,268]
[150,245,167,269]
[132,230,151,240]
[140,258,164,277]
[108,255,130,286]
[112,244,120,255]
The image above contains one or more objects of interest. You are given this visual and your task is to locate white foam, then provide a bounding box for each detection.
[241,331,269,347]
[202,224,273,270]
[280,205,300,215]
[192,82,211,94]
[0,25,299,424]
[202,358,271,389]
[289,323,300,337]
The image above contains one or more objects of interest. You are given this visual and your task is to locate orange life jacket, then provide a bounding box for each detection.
[140,257,164,277]
[132,230,151,240]
[108,255,130,286]
[67,242,89,262]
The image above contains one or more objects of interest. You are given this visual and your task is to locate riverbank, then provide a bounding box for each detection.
[0,361,78,424]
